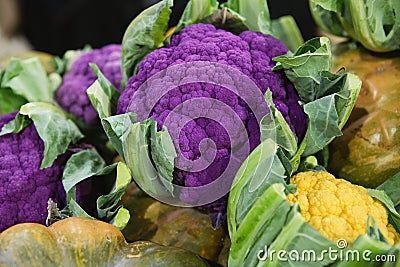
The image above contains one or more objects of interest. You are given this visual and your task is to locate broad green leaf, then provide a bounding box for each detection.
[121,0,173,84]
[62,148,107,200]
[229,183,291,267]
[96,162,132,220]
[368,189,400,233]
[19,102,84,169]
[223,0,272,34]
[271,15,304,52]
[150,125,177,195]
[300,72,360,156]
[316,70,347,99]
[0,112,31,136]
[0,57,54,102]
[199,8,248,34]
[228,139,288,236]
[266,206,335,266]
[89,63,120,112]
[87,80,111,119]
[68,198,95,219]
[122,119,176,198]
[0,88,27,115]
[101,113,137,159]
[261,90,298,157]
[63,151,132,229]
[86,64,120,120]
[175,0,219,32]
[335,234,394,267]
[302,93,343,156]
[335,72,362,130]
[273,37,332,103]
[377,172,400,207]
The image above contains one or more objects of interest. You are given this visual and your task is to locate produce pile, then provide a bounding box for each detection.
[0,0,399,266]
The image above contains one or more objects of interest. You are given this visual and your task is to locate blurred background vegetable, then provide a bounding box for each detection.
[0,0,316,57]
[328,43,400,188]
[309,0,400,52]
[0,217,211,266]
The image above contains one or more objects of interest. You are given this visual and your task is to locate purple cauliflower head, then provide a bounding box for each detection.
[56,44,122,124]
[0,112,98,232]
[117,24,307,227]
[0,112,68,232]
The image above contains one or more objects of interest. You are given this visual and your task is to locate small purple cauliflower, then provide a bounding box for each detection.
[118,24,307,226]
[0,112,68,232]
[56,44,122,124]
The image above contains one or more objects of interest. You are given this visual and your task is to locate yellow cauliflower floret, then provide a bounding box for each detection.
[287,171,400,245]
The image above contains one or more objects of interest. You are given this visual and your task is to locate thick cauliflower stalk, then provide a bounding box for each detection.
[118,24,307,225]
[0,112,67,232]
[287,171,400,245]
[56,44,122,124]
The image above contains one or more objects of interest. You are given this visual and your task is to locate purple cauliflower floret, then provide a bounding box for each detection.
[56,44,122,124]
[0,112,68,232]
[117,24,307,227]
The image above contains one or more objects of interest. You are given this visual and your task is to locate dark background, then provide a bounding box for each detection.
[19,0,317,56]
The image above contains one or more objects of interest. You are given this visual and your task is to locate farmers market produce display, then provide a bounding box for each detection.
[0,0,399,266]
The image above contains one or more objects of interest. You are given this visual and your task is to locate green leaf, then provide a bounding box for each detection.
[121,0,173,84]
[0,88,27,115]
[96,162,132,221]
[51,45,92,74]
[150,125,177,196]
[0,57,55,102]
[302,93,343,156]
[68,198,95,219]
[273,37,332,103]
[19,102,84,169]
[86,64,120,120]
[62,148,107,201]
[0,112,31,136]
[229,183,291,267]
[199,8,249,34]
[265,205,336,266]
[309,0,400,52]
[89,63,120,113]
[367,216,389,243]
[228,138,288,237]
[271,15,304,52]
[122,119,176,198]
[368,189,400,233]
[261,90,298,157]
[109,207,130,230]
[223,0,272,34]
[175,0,219,32]
[101,113,137,159]
[377,172,400,207]
[335,234,394,267]
[62,150,132,229]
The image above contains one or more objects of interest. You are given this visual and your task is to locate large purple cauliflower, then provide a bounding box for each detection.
[56,44,122,124]
[118,24,307,226]
[0,112,68,232]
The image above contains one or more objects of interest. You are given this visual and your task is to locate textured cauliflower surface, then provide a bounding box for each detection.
[287,171,400,245]
[0,112,67,232]
[56,44,122,124]
[118,24,307,225]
